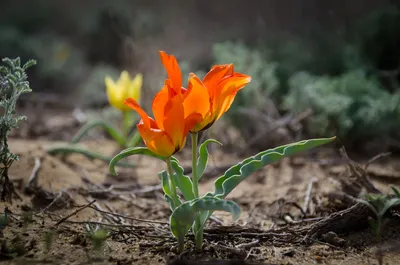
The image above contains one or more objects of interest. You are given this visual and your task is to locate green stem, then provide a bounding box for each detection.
[127,130,142,147]
[122,111,132,142]
[191,132,203,250]
[165,157,179,208]
[47,145,136,168]
[191,133,199,198]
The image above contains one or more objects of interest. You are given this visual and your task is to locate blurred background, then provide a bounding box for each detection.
[2,0,400,155]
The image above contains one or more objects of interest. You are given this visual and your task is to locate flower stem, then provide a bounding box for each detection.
[122,111,132,144]
[191,132,203,250]
[166,157,179,208]
[127,130,142,147]
[191,133,199,198]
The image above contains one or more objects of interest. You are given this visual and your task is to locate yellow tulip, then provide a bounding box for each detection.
[105,71,142,112]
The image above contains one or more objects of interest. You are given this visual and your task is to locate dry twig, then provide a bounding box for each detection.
[54,199,96,226]
[303,178,317,214]
[24,157,41,193]
[239,108,313,155]
[365,152,391,171]
[86,204,169,225]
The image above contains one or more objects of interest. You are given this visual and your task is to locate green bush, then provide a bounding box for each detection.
[0,58,35,202]
[212,41,279,108]
[284,70,400,141]
[210,41,280,137]
[209,14,400,148]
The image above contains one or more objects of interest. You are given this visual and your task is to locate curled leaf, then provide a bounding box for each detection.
[109,147,165,175]
[213,137,336,198]
[197,139,222,180]
[171,160,195,201]
[159,170,182,210]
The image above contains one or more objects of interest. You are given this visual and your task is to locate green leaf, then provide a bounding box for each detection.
[358,199,379,217]
[109,147,165,175]
[192,209,211,242]
[47,145,136,168]
[368,218,378,233]
[380,198,400,217]
[170,159,195,201]
[392,186,400,198]
[170,197,241,251]
[159,171,172,198]
[213,137,336,198]
[23,59,37,69]
[164,194,175,211]
[72,120,126,147]
[197,139,222,180]
[159,171,179,210]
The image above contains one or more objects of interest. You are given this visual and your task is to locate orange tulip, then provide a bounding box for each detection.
[124,92,201,157]
[158,51,251,133]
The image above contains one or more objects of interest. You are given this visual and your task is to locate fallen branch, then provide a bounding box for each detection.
[303,202,372,243]
[54,199,96,226]
[238,108,313,156]
[365,152,391,171]
[86,204,169,225]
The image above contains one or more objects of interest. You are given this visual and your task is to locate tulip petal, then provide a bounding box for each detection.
[152,85,170,130]
[126,98,176,156]
[129,74,142,103]
[124,98,152,129]
[202,64,234,98]
[105,76,122,110]
[184,112,203,134]
[159,51,182,93]
[131,74,143,88]
[105,76,116,98]
[163,95,185,149]
[118,71,131,89]
[215,74,252,120]
[137,121,175,157]
[183,74,210,119]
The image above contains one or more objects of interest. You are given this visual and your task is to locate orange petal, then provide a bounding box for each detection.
[184,112,203,134]
[125,96,183,157]
[124,98,151,128]
[214,73,252,120]
[202,64,233,98]
[137,122,175,157]
[152,85,170,130]
[183,74,210,119]
[135,118,164,142]
[159,51,182,93]
[163,95,185,149]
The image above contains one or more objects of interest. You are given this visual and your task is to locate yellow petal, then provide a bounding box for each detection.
[118,71,131,87]
[105,76,120,109]
[105,76,116,96]
[129,73,143,102]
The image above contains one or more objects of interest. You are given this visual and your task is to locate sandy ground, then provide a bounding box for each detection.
[0,138,399,265]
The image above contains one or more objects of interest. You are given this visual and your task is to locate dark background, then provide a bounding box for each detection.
[2,0,400,153]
